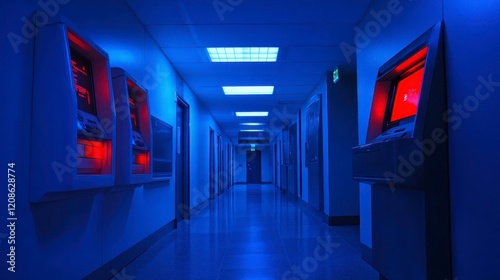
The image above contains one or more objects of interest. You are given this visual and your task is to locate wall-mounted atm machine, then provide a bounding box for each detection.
[111,68,152,185]
[31,16,115,202]
[352,23,451,279]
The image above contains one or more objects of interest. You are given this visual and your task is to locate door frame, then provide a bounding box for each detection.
[298,110,303,198]
[227,143,232,189]
[289,123,298,195]
[209,128,215,199]
[217,133,223,195]
[246,150,262,184]
[274,143,278,186]
[175,96,190,221]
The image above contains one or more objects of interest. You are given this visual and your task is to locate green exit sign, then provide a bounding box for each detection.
[333,67,339,84]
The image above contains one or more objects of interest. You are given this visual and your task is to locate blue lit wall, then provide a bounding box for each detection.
[443,0,500,277]
[234,147,247,183]
[276,133,283,188]
[0,0,230,278]
[261,146,273,183]
[291,71,359,219]
[326,70,359,218]
[296,80,329,211]
[180,82,231,206]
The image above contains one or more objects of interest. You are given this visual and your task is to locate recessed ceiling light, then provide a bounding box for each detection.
[207,47,279,62]
[223,86,274,95]
[240,129,265,132]
[240,122,265,126]
[235,111,269,117]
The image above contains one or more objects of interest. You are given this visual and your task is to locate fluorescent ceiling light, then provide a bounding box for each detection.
[235,111,269,117]
[223,86,274,95]
[207,47,279,62]
[240,122,265,126]
[240,129,265,132]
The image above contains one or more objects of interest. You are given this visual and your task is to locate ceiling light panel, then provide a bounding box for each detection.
[240,123,265,126]
[235,112,269,117]
[240,129,265,132]
[223,86,274,95]
[207,47,279,62]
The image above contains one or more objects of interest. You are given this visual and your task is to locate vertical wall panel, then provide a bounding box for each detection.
[443,0,500,278]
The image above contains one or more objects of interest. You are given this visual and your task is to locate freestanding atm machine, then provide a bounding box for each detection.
[111,68,152,185]
[31,16,116,201]
[352,23,451,279]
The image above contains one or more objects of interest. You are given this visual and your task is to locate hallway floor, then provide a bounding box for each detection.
[122,184,378,280]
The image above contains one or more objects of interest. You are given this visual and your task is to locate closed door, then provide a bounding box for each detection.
[246,150,262,184]
[281,129,289,191]
[217,134,223,195]
[289,123,298,195]
[209,128,215,199]
[175,97,190,221]
[228,144,233,187]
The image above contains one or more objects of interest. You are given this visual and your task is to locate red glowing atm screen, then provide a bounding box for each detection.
[390,67,425,122]
[70,49,97,115]
[128,87,141,132]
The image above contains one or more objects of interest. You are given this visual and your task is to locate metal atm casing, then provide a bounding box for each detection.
[31,16,116,202]
[353,23,447,189]
[111,68,152,186]
[352,22,451,279]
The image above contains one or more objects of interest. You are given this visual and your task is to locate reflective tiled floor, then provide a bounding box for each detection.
[122,184,378,280]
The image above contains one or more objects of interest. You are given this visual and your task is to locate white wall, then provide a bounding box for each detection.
[261,146,273,183]
[234,147,247,183]
[181,83,231,207]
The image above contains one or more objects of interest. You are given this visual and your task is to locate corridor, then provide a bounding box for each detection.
[122,184,378,280]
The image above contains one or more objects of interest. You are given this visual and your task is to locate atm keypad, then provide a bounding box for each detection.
[374,127,408,142]
[77,110,108,140]
[132,132,148,150]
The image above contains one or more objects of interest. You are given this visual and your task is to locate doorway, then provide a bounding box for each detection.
[274,143,277,186]
[217,134,223,195]
[209,128,215,199]
[175,97,190,222]
[246,150,262,184]
[227,143,232,189]
[298,110,303,198]
[306,96,323,212]
[289,123,298,195]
